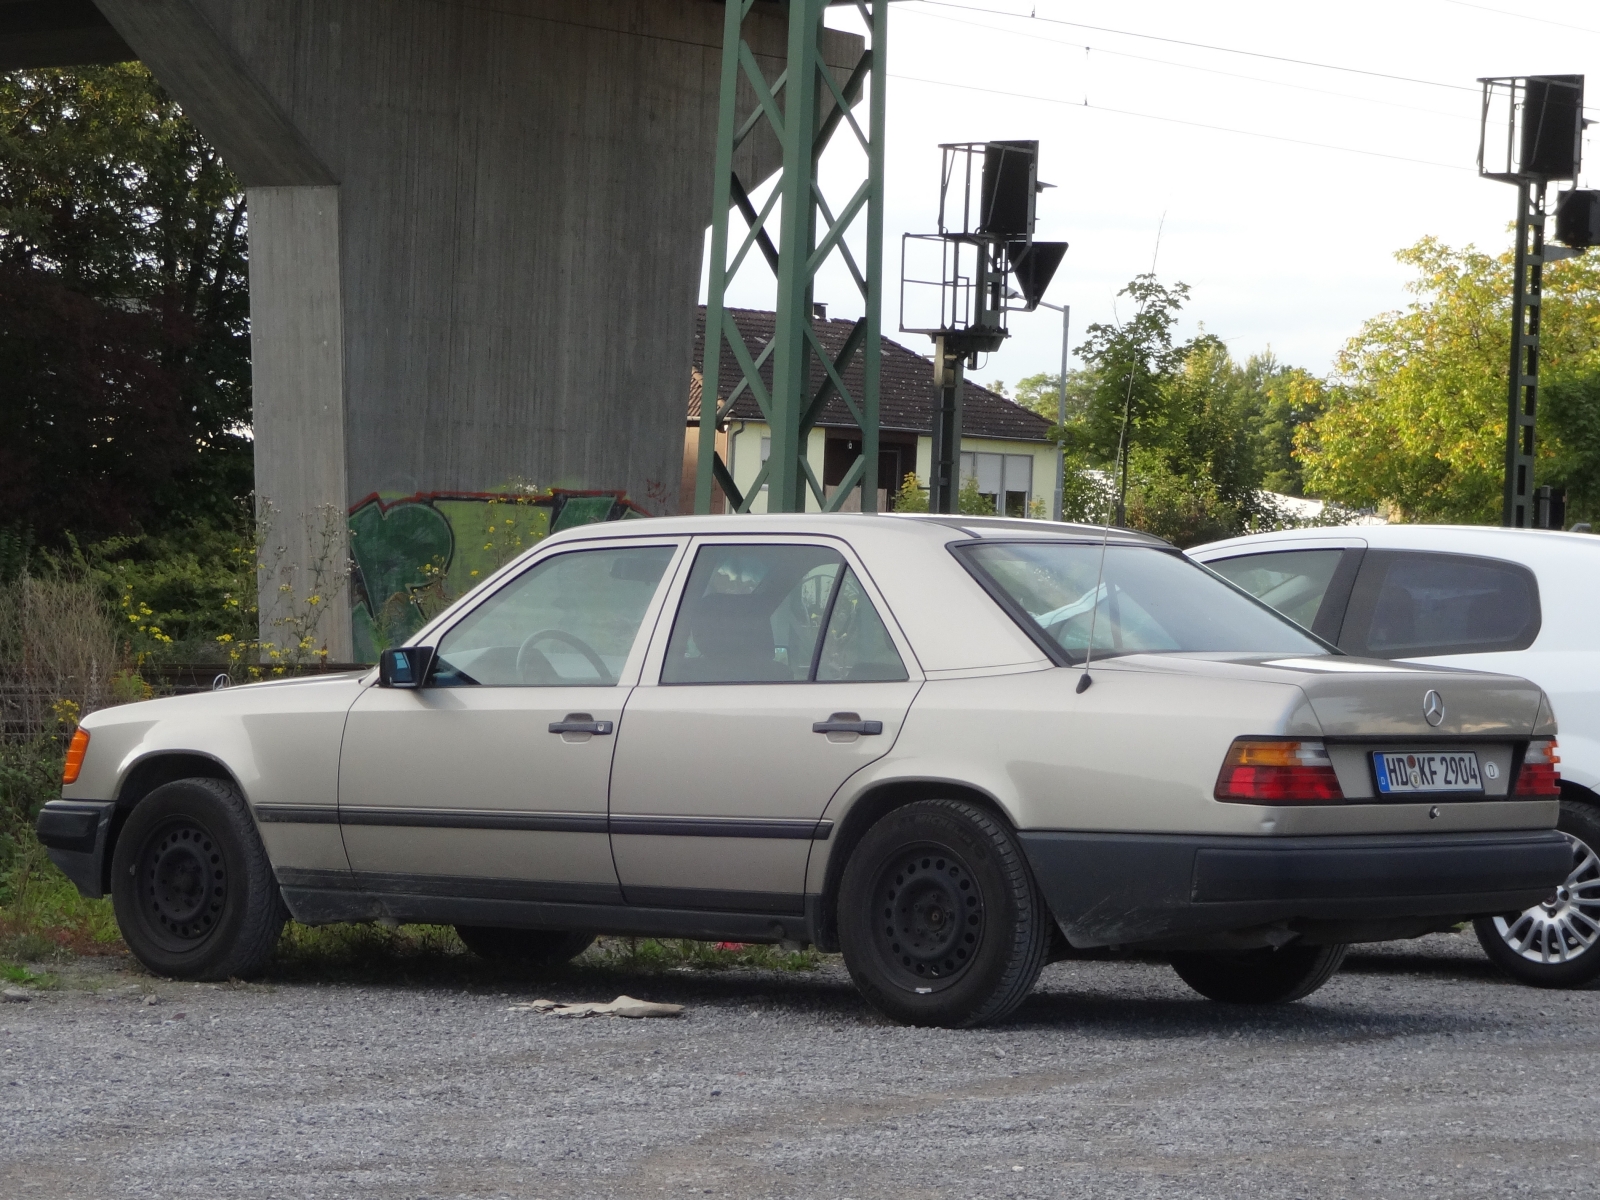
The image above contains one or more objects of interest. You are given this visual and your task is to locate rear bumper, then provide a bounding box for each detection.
[35,800,116,899]
[1019,828,1570,950]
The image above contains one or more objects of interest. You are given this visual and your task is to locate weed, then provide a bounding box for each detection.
[1,961,58,988]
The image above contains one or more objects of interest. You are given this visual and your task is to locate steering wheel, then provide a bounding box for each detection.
[516,629,611,685]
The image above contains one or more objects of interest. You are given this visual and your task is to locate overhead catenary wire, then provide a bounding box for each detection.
[902,6,1479,123]
[1438,0,1600,37]
[906,0,1599,118]
[890,73,1474,172]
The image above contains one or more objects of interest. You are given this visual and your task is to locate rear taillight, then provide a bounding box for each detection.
[1215,738,1344,803]
[1514,738,1561,796]
[62,727,89,785]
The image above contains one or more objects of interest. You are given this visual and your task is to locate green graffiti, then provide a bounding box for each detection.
[347,488,644,662]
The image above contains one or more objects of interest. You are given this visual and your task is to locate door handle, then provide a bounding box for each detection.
[549,713,614,735]
[812,712,883,736]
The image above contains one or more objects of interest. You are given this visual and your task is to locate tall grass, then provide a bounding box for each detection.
[0,573,126,961]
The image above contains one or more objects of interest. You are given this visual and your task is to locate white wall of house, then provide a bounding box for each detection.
[726,422,1058,515]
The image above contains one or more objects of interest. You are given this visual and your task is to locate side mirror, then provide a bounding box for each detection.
[378,646,435,688]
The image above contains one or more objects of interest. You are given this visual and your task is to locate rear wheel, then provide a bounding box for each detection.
[454,926,594,968]
[1170,943,1348,1004]
[110,777,287,980]
[838,799,1049,1028]
[1474,799,1600,988]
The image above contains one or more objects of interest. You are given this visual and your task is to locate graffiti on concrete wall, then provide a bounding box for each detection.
[348,488,648,662]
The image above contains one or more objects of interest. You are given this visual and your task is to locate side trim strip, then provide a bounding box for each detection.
[275,866,622,906]
[338,807,608,833]
[256,805,340,825]
[610,815,834,840]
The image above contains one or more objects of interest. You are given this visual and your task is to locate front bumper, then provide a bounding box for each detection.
[35,800,116,899]
[1019,829,1571,950]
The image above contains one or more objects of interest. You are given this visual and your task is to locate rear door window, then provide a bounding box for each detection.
[1204,549,1348,635]
[1339,550,1541,658]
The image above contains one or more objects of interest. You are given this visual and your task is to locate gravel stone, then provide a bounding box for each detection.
[2,931,1597,1198]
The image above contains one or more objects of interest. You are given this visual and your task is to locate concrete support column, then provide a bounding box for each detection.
[246,186,351,663]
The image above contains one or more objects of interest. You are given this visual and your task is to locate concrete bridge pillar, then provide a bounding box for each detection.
[79,0,859,660]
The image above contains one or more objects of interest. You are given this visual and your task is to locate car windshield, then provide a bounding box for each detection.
[958,542,1328,665]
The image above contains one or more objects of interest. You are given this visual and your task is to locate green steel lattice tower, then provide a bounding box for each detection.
[695,0,888,514]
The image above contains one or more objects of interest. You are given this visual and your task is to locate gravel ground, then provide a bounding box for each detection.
[3,932,1597,1199]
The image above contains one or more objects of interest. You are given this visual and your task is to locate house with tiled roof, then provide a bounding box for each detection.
[684,307,1057,515]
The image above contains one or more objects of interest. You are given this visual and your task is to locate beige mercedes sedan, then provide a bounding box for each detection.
[38,515,1570,1027]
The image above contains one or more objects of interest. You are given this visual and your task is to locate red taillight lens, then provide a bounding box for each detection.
[1215,738,1344,803]
[1514,738,1561,796]
[62,727,90,785]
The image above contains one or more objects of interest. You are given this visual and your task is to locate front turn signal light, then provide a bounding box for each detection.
[1514,738,1561,796]
[62,728,90,785]
[1215,738,1344,804]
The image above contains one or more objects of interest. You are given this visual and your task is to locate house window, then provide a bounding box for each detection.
[959,452,1034,516]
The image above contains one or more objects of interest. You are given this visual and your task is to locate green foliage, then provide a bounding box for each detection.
[1298,237,1600,523]
[957,475,997,515]
[891,472,928,513]
[1543,373,1600,522]
[0,65,250,549]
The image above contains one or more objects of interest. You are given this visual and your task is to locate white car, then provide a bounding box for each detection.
[38,515,1569,1027]
[1190,525,1600,987]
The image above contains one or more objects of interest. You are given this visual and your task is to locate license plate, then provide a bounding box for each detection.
[1373,751,1483,795]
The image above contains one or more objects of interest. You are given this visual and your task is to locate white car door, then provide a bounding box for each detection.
[607,537,921,915]
[337,539,683,903]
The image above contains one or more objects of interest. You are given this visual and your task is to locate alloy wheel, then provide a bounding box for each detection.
[1490,831,1600,965]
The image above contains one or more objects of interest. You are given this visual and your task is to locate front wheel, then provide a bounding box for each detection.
[1170,943,1348,1004]
[110,778,287,980]
[455,926,594,968]
[838,799,1049,1028]
[1474,799,1600,988]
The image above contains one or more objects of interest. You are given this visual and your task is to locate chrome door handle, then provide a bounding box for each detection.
[549,713,613,735]
[812,712,883,736]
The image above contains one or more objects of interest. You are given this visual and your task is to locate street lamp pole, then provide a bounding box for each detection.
[1033,300,1070,520]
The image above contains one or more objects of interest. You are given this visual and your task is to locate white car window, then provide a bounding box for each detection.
[960,542,1327,665]
[431,544,676,686]
[1205,549,1344,631]
[1342,551,1541,658]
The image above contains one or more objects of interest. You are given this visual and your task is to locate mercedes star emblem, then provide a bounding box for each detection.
[1423,690,1445,727]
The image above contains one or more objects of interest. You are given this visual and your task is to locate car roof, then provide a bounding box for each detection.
[539,512,1171,548]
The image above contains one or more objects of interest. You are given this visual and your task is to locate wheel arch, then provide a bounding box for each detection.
[809,778,1017,952]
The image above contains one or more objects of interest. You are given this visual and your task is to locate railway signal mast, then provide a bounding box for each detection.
[900,141,1067,514]
[1478,74,1596,529]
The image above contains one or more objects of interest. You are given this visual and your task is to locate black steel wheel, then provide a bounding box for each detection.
[839,799,1048,1028]
[1474,798,1600,988]
[455,926,594,968]
[111,777,287,980]
[1169,942,1348,1005]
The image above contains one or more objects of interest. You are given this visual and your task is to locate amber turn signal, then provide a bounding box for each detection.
[1215,738,1344,804]
[1514,738,1561,797]
[62,727,90,785]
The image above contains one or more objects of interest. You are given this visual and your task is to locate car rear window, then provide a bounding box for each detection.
[957,542,1327,665]
[1204,549,1345,632]
[1340,550,1541,657]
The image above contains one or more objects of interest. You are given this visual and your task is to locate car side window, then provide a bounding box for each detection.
[1205,550,1345,632]
[660,544,905,685]
[431,544,676,686]
[816,568,909,682]
[1340,550,1541,658]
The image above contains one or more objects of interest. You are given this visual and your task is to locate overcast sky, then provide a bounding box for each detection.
[708,0,1600,390]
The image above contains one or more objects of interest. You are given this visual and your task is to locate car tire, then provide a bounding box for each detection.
[454,926,595,968]
[1473,798,1600,989]
[838,799,1049,1028]
[1170,943,1349,1004]
[110,777,287,981]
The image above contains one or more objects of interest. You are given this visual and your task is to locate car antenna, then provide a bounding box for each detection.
[1079,215,1164,695]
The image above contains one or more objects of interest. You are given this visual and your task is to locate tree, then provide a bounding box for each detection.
[1296,237,1600,523]
[0,66,250,549]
